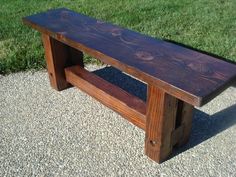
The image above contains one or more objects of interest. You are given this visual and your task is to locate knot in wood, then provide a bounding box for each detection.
[135,51,154,61]
[188,62,213,75]
[96,20,105,24]
[111,28,122,36]
[61,10,70,19]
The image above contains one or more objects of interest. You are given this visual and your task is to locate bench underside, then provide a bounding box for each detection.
[65,65,146,130]
[65,64,190,145]
[41,34,193,163]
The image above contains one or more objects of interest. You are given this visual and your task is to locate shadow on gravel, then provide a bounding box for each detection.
[172,104,236,158]
[233,80,236,88]
[93,66,236,159]
[93,66,147,102]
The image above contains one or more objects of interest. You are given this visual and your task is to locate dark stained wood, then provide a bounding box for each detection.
[145,85,178,163]
[23,8,236,106]
[41,34,84,90]
[171,125,184,146]
[65,65,146,130]
[175,102,193,146]
[23,8,236,163]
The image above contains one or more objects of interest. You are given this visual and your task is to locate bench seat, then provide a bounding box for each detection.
[23,8,236,106]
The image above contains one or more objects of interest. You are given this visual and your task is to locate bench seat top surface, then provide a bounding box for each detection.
[23,8,236,106]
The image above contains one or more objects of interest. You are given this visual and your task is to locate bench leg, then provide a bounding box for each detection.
[145,85,178,163]
[175,101,193,147]
[145,85,193,163]
[41,34,84,91]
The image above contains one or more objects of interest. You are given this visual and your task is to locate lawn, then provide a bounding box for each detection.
[0,0,236,74]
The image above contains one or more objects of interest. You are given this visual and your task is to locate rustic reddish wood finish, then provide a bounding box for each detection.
[23,8,236,106]
[145,85,178,163]
[41,34,83,90]
[65,65,146,130]
[175,102,194,146]
[145,87,193,162]
[23,8,236,163]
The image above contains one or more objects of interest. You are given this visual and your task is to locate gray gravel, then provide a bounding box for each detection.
[0,65,236,177]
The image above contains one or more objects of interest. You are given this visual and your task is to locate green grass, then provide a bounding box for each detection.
[1,0,236,74]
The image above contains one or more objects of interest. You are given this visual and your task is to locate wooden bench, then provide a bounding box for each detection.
[23,8,236,163]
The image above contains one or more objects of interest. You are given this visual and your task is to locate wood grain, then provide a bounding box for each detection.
[23,8,236,106]
[145,85,178,163]
[41,34,83,90]
[171,125,184,146]
[175,101,193,146]
[23,8,236,163]
[65,65,146,130]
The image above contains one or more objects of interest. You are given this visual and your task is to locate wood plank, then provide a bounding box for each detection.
[145,85,178,163]
[171,126,184,146]
[41,34,83,91]
[23,8,236,106]
[175,102,194,146]
[64,65,146,130]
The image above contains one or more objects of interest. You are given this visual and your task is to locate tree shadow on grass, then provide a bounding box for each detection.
[93,66,236,158]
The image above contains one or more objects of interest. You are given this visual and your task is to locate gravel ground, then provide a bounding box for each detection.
[0,65,236,177]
